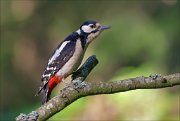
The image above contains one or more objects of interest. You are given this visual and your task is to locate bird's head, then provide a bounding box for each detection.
[78,20,111,44]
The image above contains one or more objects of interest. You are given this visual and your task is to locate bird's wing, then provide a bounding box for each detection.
[41,40,76,82]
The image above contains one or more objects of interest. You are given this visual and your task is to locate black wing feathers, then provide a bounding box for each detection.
[41,32,79,82]
[51,41,76,73]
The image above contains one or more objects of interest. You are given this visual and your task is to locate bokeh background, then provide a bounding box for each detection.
[0,0,180,120]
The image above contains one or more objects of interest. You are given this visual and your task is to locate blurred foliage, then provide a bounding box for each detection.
[0,0,180,120]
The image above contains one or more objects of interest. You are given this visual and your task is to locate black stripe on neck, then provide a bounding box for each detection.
[79,30,88,49]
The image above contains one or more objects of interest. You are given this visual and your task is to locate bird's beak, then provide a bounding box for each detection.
[100,25,111,30]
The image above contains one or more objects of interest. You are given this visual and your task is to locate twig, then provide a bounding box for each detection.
[16,55,180,121]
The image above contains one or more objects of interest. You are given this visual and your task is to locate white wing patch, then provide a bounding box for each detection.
[48,41,70,65]
[76,29,81,35]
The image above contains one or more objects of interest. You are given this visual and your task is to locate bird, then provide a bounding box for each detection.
[36,20,111,104]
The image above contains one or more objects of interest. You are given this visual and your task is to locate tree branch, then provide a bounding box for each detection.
[16,55,180,121]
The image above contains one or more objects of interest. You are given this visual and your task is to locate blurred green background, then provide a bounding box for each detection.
[0,0,180,120]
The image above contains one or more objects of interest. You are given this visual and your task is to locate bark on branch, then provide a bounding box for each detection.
[16,55,180,121]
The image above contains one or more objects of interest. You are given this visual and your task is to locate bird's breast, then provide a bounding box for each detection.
[57,39,85,77]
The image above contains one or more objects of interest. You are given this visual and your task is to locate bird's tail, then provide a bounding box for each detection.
[35,82,49,104]
[36,75,63,104]
[42,85,50,104]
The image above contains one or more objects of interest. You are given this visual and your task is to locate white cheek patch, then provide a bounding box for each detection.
[81,25,93,33]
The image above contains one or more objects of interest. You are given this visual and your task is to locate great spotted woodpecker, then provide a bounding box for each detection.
[36,20,110,104]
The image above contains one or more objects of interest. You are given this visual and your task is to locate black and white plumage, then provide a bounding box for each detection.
[36,20,110,104]
[41,32,79,82]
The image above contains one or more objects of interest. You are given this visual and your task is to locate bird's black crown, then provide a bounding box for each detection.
[81,20,97,26]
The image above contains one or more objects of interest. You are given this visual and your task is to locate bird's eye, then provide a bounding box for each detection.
[90,24,95,28]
